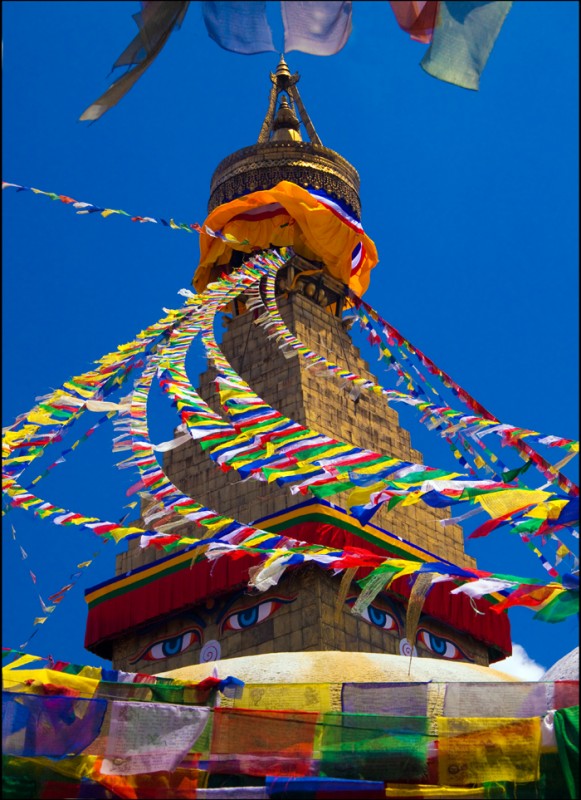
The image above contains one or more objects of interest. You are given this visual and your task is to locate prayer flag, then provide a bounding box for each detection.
[202,1,275,55]
[389,1,438,44]
[80,2,190,121]
[282,1,353,56]
[421,1,512,90]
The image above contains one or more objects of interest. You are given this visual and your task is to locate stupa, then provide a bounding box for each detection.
[84,58,512,677]
[5,47,577,800]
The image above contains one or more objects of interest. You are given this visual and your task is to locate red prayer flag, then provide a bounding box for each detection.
[389,1,439,43]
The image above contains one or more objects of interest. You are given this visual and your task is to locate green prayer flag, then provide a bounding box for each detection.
[554,706,580,799]
[421,1,512,90]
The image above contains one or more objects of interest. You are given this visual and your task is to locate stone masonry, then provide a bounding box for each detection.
[115,287,474,576]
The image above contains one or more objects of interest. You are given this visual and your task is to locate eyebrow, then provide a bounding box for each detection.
[184,610,208,629]
[213,590,248,625]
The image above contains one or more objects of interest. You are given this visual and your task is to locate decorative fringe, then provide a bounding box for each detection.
[335,567,358,622]
[351,571,390,618]
[405,573,436,656]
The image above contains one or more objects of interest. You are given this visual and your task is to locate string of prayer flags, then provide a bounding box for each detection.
[348,289,578,497]
[437,716,541,786]
[260,268,577,501]
[3,249,578,638]
[3,651,579,797]
[2,181,217,241]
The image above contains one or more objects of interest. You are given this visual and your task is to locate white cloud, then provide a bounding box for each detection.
[493,643,546,681]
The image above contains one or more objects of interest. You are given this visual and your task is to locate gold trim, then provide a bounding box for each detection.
[208,142,361,216]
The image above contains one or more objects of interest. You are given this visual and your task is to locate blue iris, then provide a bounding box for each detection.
[237,607,259,628]
[162,635,183,656]
[368,606,387,627]
[428,633,447,655]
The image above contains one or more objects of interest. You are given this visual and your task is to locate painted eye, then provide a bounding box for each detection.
[133,629,200,663]
[223,600,279,631]
[417,629,464,660]
[360,604,398,631]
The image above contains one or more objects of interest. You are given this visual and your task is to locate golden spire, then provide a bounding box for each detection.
[208,58,360,219]
[271,94,302,141]
[275,53,291,81]
[257,55,322,145]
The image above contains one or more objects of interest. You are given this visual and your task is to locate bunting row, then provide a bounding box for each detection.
[2,653,578,798]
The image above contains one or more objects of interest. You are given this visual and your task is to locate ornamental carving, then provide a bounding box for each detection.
[208,142,361,216]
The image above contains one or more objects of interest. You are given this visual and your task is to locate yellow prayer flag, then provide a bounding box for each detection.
[234,683,333,712]
[266,464,320,483]
[438,717,541,786]
[347,482,388,508]
[475,489,551,519]
[385,559,422,587]
[4,754,99,782]
[525,498,569,520]
[202,518,231,533]
[108,525,144,543]
[400,490,422,507]
[3,654,43,671]
[385,787,486,798]
[3,455,38,464]
[26,410,59,426]
[2,667,100,698]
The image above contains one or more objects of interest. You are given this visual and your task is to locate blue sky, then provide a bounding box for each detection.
[2,1,578,676]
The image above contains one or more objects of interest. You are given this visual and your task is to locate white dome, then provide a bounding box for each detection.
[541,646,579,681]
[159,650,519,684]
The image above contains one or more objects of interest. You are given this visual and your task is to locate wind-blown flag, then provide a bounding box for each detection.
[389,1,439,44]
[202,1,275,55]
[282,1,353,56]
[420,1,512,90]
[80,1,190,121]
[80,0,512,122]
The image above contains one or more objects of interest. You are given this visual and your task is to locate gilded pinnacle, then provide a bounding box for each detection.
[275,54,291,80]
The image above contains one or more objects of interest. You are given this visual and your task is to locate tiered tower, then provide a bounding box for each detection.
[84,60,510,674]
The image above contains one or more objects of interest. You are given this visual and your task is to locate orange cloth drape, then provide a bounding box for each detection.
[194,181,378,297]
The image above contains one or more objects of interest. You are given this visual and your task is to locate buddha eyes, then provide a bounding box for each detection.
[133,628,201,663]
[222,600,280,631]
[131,596,296,663]
[360,604,398,631]
[417,629,465,660]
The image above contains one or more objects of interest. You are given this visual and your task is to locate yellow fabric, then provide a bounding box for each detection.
[4,754,98,781]
[2,666,100,698]
[3,654,43,670]
[384,560,423,587]
[109,525,145,543]
[399,490,423,507]
[233,683,333,712]
[438,717,541,786]
[266,464,321,483]
[194,181,379,296]
[347,481,389,508]
[347,459,399,477]
[384,787,487,798]
[525,498,569,520]
[474,489,551,519]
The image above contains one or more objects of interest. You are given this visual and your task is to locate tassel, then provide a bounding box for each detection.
[405,572,435,662]
[335,567,358,622]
